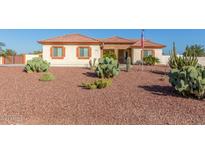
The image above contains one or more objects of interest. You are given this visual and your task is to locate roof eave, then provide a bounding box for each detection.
[102,42,135,44]
[131,45,166,49]
[37,41,101,45]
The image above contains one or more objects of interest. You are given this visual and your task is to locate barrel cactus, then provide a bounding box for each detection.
[169,65,205,99]
[95,57,120,78]
[25,57,50,73]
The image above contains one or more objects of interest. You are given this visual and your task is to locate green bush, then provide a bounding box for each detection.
[39,73,55,81]
[143,55,159,65]
[25,57,50,73]
[169,65,205,99]
[95,57,120,78]
[103,52,117,60]
[82,79,112,89]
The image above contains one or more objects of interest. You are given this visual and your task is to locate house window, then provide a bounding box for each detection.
[50,46,65,59]
[143,50,154,57]
[77,47,91,59]
[80,48,89,57]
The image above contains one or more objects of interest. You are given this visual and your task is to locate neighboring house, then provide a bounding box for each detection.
[38,34,166,67]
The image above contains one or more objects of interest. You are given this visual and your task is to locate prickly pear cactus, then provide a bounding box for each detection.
[25,57,50,73]
[95,57,120,78]
[169,65,205,99]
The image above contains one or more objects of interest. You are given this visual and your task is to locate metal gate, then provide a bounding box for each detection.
[3,55,25,64]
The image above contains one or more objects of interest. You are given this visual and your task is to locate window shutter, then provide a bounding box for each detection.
[88,47,91,57]
[62,47,65,57]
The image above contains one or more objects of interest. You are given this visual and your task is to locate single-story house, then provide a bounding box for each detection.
[38,34,166,67]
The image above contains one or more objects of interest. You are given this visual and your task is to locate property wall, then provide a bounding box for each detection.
[197,57,205,66]
[132,48,163,64]
[42,45,101,67]
[0,56,2,64]
[158,56,205,66]
[159,55,170,65]
[25,54,40,63]
[0,54,40,64]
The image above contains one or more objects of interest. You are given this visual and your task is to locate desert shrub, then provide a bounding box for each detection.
[95,57,120,78]
[143,55,159,65]
[81,79,112,89]
[103,52,117,60]
[169,65,205,99]
[39,73,55,81]
[25,57,50,73]
[89,58,97,71]
[126,57,131,72]
[135,60,143,65]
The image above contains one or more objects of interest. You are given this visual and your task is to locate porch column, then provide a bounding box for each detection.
[114,49,118,60]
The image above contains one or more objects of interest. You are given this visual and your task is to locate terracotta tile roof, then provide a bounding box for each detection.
[38,34,166,48]
[98,36,135,43]
[131,40,166,48]
[38,34,100,44]
[129,38,140,42]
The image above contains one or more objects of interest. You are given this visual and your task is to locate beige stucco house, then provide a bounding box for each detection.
[38,34,166,67]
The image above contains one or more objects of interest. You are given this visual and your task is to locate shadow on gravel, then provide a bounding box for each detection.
[149,70,169,76]
[82,72,98,78]
[139,85,205,101]
[138,85,179,97]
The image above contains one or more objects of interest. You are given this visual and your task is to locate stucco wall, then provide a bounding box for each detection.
[25,54,40,63]
[132,48,163,64]
[159,56,205,66]
[0,56,2,64]
[159,55,170,65]
[42,45,101,67]
[132,48,141,64]
[197,57,205,66]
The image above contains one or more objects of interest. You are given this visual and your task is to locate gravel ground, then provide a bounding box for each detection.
[0,65,205,125]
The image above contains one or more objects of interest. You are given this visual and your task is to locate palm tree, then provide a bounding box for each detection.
[0,42,5,51]
[183,44,205,57]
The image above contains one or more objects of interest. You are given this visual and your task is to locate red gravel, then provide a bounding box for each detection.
[0,65,205,124]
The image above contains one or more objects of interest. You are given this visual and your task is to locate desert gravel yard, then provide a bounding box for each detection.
[0,65,205,124]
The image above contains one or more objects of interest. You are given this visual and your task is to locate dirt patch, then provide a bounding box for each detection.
[0,65,204,124]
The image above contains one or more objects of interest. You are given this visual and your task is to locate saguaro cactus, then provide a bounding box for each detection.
[126,57,131,72]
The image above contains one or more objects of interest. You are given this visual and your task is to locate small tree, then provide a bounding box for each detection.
[183,44,205,57]
[103,51,117,60]
[0,42,5,51]
[0,49,16,57]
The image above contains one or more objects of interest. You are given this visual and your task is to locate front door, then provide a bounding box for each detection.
[118,50,130,64]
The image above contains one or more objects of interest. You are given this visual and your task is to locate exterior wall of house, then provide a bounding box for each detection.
[42,44,101,67]
[132,48,141,64]
[131,48,163,64]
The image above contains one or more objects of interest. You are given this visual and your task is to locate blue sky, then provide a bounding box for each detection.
[0,29,205,54]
